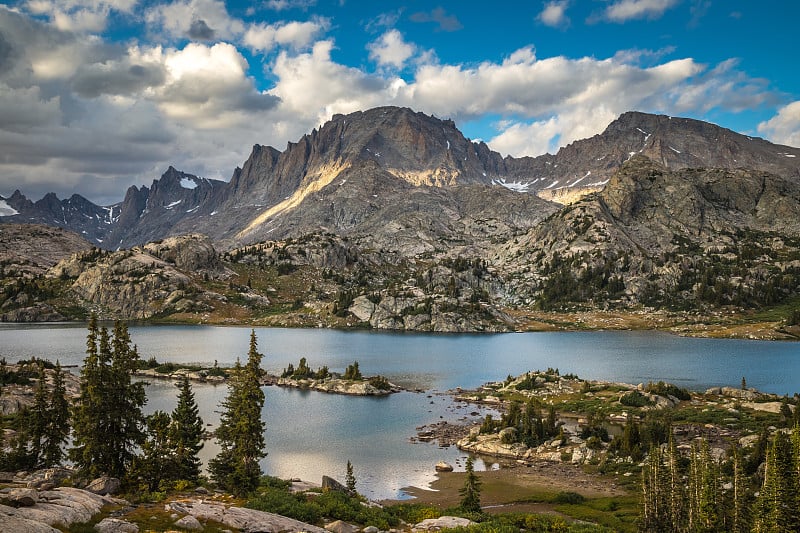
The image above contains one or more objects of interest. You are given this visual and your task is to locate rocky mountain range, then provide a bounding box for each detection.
[3,107,799,252]
[2,107,800,334]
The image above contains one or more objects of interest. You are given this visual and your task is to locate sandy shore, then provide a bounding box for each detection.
[385,461,628,513]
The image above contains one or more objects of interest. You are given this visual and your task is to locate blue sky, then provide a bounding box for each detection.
[1,0,799,204]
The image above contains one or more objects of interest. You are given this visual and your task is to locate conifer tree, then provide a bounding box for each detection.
[29,362,49,464]
[209,330,266,495]
[71,317,146,479]
[170,375,204,482]
[459,456,482,513]
[753,431,799,531]
[730,445,750,533]
[346,459,356,494]
[133,411,176,492]
[640,445,668,532]
[30,361,70,468]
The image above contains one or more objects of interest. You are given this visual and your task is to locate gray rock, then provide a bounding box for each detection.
[174,515,204,530]
[174,499,327,533]
[95,517,139,533]
[434,462,453,472]
[362,526,379,533]
[86,476,120,495]
[413,517,476,531]
[0,512,60,533]
[6,487,38,506]
[325,520,359,533]
[321,475,349,494]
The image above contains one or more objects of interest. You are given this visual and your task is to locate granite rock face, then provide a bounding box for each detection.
[4,107,797,251]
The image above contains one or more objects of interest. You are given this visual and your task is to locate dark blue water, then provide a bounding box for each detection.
[1,324,798,498]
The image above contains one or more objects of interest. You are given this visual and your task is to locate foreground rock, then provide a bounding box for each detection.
[0,487,126,530]
[413,516,477,531]
[95,517,139,533]
[167,499,328,533]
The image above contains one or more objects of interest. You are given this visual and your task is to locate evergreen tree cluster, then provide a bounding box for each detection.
[281,357,330,380]
[130,375,205,492]
[0,361,69,471]
[640,427,800,532]
[70,318,147,479]
[479,399,559,448]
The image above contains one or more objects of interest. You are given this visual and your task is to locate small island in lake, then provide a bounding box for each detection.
[134,356,400,396]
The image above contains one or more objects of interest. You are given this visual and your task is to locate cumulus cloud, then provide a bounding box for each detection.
[409,7,463,32]
[538,1,570,28]
[244,19,328,53]
[367,29,415,69]
[0,4,783,204]
[187,19,215,40]
[758,101,800,148]
[144,0,244,41]
[23,0,137,32]
[602,0,679,23]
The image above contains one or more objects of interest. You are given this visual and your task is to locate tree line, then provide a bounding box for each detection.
[0,316,267,497]
[640,427,800,532]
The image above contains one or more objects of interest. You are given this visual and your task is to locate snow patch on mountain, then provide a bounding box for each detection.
[0,199,19,216]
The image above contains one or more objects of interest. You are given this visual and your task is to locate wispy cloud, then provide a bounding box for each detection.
[602,0,680,23]
[409,6,462,32]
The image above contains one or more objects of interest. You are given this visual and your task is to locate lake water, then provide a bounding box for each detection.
[1,324,799,499]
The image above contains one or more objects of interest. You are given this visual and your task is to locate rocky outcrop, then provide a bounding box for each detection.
[166,499,328,533]
[413,516,477,531]
[85,476,121,496]
[143,234,229,278]
[0,487,127,529]
[94,517,139,533]
[274,376,400,396]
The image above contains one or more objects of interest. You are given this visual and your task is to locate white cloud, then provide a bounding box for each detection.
[244,19,328,53]
[144,0,244,41]
[603,0,679,23]
[758,101,800,148]
[538,1,570,28]
[0,5,783,205]
[367,29,415,69]
[269,40,393,122]
[23,0,137,33]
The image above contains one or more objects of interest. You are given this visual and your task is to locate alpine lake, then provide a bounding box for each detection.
[1,323,799,500]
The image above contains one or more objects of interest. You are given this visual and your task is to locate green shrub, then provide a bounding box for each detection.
[553,491,586,504]
[619,390,653,408]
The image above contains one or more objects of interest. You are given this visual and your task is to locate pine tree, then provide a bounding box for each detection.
[133,411,176,492]
[640,445,668,532]
[209,330,266,495]
[753,431,799,531]
[170,375,204,482]
[70,317,146,479]
[459,456,482,513]
[36,361,69,468]
[345,460,356,494]
[730,445,750,533]
[29,362,49,464]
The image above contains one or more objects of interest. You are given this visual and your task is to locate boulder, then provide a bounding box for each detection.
[86,476,121,495]
[321,476,349,494]
[362,526,379,533]
[325,520,360,533]
[6,487,38,506]
[434,462,453,472]
[174,515,203,530]
[413,516,476,531]
[95,517,139,533]
[0,512,60,533]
